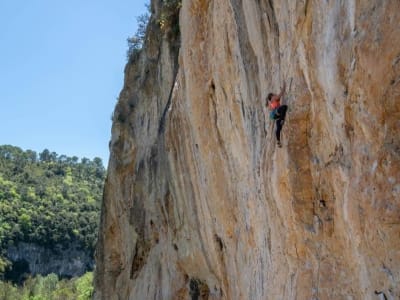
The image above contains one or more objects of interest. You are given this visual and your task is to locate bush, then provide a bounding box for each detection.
[159,0,181,34]
[0,272,93,300]
[126,0,182,60]
[127,8,150,59]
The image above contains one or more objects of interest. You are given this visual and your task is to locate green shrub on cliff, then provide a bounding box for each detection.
[127,11,150,58]
[158,0,181,35]
[127,0,181,60]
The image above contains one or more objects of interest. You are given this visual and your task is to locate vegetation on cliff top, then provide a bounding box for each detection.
[0,145,105,275]
[127,0,181,60]
[127,6,150,59]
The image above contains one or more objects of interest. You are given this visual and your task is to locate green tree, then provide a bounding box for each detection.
[0,272,93,299]
[18,214,31,233]
[76,272,94,300]
[0,145,106,282]
[39,149,51,162]
[127,5,150,59]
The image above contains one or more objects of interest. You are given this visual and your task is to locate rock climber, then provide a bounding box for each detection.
[267,82,288,147]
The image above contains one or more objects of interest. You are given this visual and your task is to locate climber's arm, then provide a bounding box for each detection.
[277,82,286,105]
[277,81,286,99]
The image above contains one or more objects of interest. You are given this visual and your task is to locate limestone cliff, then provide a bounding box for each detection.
[94,0,400,299]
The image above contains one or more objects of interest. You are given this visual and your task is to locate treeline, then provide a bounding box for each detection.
[0,145,105,273]
[0,272,93,300]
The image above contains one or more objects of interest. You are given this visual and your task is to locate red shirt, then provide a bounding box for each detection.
[269,98,280,110]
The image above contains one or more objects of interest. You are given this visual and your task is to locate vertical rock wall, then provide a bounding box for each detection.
[94,0,400,299]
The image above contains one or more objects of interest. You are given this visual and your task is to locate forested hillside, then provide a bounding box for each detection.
[0,145,105,278]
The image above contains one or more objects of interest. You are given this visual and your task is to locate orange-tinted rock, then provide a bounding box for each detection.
[94,1,400,299]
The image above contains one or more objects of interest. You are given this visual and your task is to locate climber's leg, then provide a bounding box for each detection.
[276,119,283,147]
[277,105,288,120]
[275,105,287,147]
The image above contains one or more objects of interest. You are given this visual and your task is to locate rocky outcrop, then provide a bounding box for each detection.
[6,242,93,282]
[94,0,400,299]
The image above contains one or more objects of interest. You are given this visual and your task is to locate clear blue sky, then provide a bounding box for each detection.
[0,0,148,165]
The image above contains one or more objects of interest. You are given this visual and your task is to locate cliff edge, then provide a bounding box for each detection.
[94,1,400,299]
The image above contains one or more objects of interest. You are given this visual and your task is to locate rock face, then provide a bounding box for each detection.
[6,242,93,282]
[94,0,400,299]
